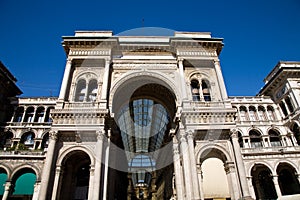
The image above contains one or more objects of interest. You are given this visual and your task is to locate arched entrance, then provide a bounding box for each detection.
[10,168,36,199]
[0,168,8,198]
[200,148,232,200]
[251,164,277,200]
[58,150,91,200]
[277,163,300,195]
[112,82,177,200]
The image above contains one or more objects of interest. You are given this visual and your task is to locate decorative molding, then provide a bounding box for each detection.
[112,63,177,70]
[69,49,110,56]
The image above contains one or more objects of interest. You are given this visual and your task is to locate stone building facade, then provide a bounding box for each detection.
[0,31,300,200]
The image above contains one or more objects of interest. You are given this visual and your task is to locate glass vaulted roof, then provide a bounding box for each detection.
[117,98,169,175]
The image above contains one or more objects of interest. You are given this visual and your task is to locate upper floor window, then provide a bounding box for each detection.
[191,79,200,101]
[249,130,263,148]
[239,106,248,121]
[34,107,45,123]
[20,132,35,147]
[269,129,281,147]
[292,123,300,145]
[14,107,24,122]
[202,80,211,101]
[249,106,257,121]
[285,96,294,113]
[75,79,86,101]
[267,106,276,121]
[258,106,266,121]
[279,101,288,117]
[238,131,243,148]
[24,107,34,123]
[75,78,98,102]
[87,79,98,101]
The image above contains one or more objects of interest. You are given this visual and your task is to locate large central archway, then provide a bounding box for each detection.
[111,81,177,199]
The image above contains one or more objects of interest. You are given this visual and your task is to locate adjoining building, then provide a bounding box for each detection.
[0,31,300,200]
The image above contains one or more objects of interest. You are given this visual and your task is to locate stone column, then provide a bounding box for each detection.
[224,162,240,200]
[273,175,282,198]
[187,131,200,199]
[230,130,252,199]
[51,165,63,200]
[173,136,184,200]
[2,182,11,200]
[101,59,111,100]
[179,127,193,200]
[32,182,41,200]
[213,59,228,100]
[197,164,204,200]
[102,130,111,200]
[93,129,105,200]
[247,176,256,199]
[178,58,187,100]
[87,165,95,200]
[38,130,58,200]
[58,58,72,100]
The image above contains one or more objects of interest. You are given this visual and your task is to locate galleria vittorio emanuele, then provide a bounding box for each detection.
[0,30,300,200]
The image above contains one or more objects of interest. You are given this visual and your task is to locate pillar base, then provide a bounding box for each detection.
[242,196,254,200]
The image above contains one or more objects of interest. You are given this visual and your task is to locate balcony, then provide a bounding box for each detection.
[241,145,300,156]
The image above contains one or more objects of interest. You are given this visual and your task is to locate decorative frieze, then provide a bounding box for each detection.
[183,111,236,124]
[177,49,217,57]
[112,62,177,70]
[69,49,110,56]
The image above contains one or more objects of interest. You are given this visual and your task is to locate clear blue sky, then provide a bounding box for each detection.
[0,0,299,97]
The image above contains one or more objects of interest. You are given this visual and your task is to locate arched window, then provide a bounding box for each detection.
[292,123,300,145]
[238,131,243,148]
[24,107,34,123]
[258,106,266,121]
[267,106,276,120]
[41,133,49,150]
[279,101,288,117]
[190,79,200,101]
[269,129,281,147]
[75,79,86,102]
[0,131,13,149]
[14,107,24,122]
[44,107,54,123]
[285,96,294,113]
[34,107,45,123]
[202,80,211,101]
[20,132,35,149]
[249,130,262,148]
[87,79,98,102]
[239,106,248,121]
[249,106,257,121]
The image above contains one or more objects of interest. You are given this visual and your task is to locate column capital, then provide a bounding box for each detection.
[177,58,184,63]
[66,58,73,63]
[49,130,58,141]
[186,130,194,140]
[230,128,239,139]
[4,182,12,191]
[213,58,220,63]
[173,142,180,155]
[178,133,187,143]
[96,129,105,141]
[224,162,235,174]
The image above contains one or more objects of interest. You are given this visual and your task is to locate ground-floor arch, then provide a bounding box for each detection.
[198,146,240,200]
[10,168,37,199]
[0,168,8,198]
[57,150,91,200]
[277,162,300,196]
[251,164,277,200]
